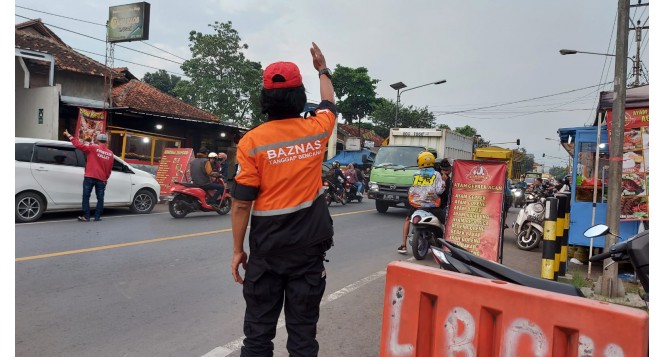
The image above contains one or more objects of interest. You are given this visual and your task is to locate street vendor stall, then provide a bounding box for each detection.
[557,85,648,247]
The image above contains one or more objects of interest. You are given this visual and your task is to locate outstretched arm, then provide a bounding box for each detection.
[310,42,334,104]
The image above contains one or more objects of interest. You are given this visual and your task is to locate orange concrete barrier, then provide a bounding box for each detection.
[380,261,648,357]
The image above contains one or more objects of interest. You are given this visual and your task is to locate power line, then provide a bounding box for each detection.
[585,8,618,126]
[15,14,184,65]
[433,81,613,117]
[16,5,190,62]
[73,48,187,77]
[16,5,105,26]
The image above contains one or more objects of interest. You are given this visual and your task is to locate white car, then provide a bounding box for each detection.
[15,137,161,223]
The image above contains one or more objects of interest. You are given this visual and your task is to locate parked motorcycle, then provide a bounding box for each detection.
[430,239,584,297]
[408,209,445,260]
[324,178,346,206]
[167,176,232,218]
[345,175,363,203]
[512,196,545,251]
[430,225,649,302]
[512,188,526,208]
[584,224,649,302]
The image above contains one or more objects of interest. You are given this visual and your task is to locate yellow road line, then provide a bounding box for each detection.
[16,209,375,262]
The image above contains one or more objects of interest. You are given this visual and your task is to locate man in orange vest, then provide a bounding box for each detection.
[230,42,336,356]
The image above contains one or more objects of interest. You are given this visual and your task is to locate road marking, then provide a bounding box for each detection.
[15,209,375,262]
[15,211,170,226]
[205,257,416,357]
[15,228,233,262]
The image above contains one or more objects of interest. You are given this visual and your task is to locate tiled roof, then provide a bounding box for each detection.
[112,80,220,123]
[16,24,120,79]
[338,124,384,146]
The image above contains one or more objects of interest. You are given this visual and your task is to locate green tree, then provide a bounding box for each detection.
[436,123,451,131]
[549,165,568,179]
[368,98,436,138]
[142,70,182,97]
[454,125,477,137]
[175,21,264,127]
[331,65,379,124]
[512,148,535,177]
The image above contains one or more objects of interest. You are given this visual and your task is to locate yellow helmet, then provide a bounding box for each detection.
[417,151,435,168]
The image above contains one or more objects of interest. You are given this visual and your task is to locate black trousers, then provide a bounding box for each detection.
[241,244,327,357]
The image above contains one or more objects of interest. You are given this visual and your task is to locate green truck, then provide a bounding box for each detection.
[366,128,473,213]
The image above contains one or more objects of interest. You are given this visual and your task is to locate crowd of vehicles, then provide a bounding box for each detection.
[367,128,473,214]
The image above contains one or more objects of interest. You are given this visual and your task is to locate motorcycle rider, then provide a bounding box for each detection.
[398,151,445,254]
[190,149,224,205]
[329,160,347,198]
[515,175,528,190]
[344,163,362,197]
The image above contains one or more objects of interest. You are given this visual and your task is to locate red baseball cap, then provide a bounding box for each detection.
[263,62,303,89]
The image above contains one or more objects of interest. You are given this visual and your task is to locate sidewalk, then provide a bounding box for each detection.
[499,212,646,308]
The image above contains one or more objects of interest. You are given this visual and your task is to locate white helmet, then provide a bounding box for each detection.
[208,152,218,158]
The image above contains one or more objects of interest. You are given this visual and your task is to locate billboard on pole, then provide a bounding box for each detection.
[108,2,151,43]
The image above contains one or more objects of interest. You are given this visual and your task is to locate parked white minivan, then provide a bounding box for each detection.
[15,137,160,223]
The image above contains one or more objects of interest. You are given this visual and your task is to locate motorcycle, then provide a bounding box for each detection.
[584,224,649,303]
[430,225,649,302]
[512,196,545,251]
[512,188,526,208]
[345,175,363,203]
[430,239,584,297]
[167,176,232,218]
[408,209,445,260]
[324,178,346,206]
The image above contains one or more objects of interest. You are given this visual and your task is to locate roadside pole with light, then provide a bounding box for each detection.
[390,80,446,128]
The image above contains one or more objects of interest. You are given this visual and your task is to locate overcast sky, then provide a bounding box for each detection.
[11,0,653,169]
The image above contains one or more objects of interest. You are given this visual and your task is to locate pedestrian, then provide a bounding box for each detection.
[230,42,336,356]
[438,158,452,213]
[63,129,114,222]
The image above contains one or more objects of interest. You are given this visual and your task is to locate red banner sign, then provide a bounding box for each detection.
[444,160,507,262]
[155,148,194,195]
[606,107,649,221]
[75,108,107,144]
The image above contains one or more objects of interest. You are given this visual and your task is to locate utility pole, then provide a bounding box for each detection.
[599,0,630,298]
[629,1,649,87]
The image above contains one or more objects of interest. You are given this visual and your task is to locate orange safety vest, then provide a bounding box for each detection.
[233,103,337,255]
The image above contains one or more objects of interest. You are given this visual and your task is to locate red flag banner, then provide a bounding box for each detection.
[75,108,107,144]
[155,148,194,195]
[445,160,508,262]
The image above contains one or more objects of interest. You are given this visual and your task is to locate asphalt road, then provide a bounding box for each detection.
[16,200,541,357]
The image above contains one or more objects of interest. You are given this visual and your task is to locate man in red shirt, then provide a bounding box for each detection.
[64,129,114,222]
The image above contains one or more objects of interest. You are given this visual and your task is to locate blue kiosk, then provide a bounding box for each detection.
[556,85,648,248]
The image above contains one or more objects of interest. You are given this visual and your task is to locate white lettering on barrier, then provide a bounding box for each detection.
[579,335,594,357]
[386,285,627,357]
[503,318,547,357]
[444,307,475,356]
[603,343,625,357]
[388,286,414,356]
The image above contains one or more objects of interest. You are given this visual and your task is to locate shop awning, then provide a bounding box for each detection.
[60,95,106,109]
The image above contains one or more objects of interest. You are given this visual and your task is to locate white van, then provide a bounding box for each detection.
[15,137,160,223]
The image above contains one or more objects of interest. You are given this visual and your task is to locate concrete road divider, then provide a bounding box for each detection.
[380,261,648,357]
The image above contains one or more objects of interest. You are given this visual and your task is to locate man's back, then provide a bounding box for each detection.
[190,158,209,185]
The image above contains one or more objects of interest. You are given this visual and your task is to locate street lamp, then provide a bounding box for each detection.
[559,49,639,86]
[390,79,446,128]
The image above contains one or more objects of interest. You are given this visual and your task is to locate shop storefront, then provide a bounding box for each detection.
[557,85,648,247]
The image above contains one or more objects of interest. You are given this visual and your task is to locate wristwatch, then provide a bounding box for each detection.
[318,68,332,79]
